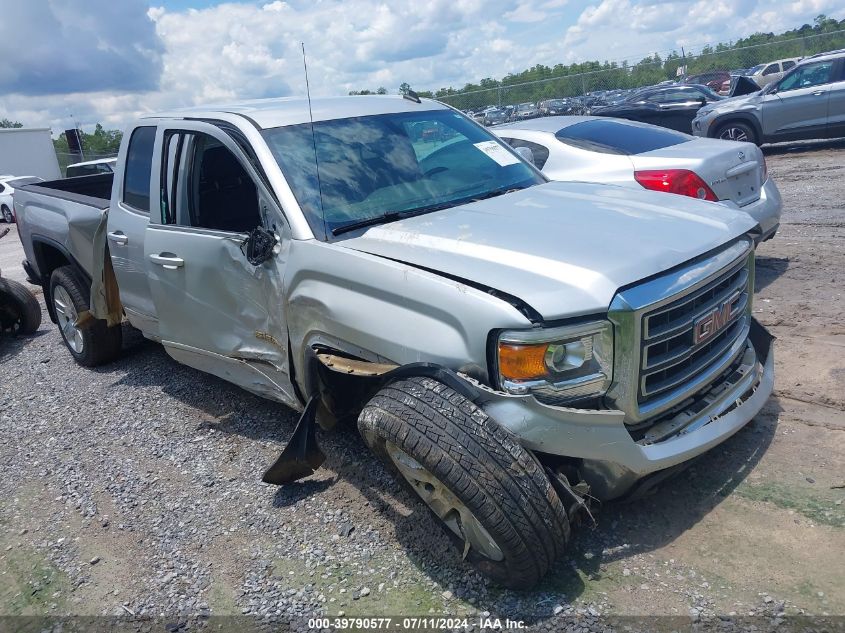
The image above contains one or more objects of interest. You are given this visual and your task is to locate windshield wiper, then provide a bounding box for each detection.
[470,185,529,203]
[331,205,450,237]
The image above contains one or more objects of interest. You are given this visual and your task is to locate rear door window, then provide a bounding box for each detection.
[122,126,157,212]
[782,60,797,71]
[555,119,689,155]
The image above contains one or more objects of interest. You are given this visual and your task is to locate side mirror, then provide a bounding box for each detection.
[242,226,277,265]
[514,146,536,166]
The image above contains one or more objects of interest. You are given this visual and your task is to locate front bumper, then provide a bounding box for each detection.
[474,320,774,500]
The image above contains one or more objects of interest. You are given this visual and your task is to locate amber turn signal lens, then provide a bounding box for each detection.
[498,343,549,381]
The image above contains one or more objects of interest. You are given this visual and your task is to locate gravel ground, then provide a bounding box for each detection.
[1,140,844,632]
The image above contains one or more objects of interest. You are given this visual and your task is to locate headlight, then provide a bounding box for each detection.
[496,321,613,401]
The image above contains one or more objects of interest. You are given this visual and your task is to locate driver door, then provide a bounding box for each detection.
[144,122,298,407]
[761,60,835,141]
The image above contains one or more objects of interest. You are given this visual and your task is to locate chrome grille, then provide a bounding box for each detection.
[639,260,749,403]
[607,238,755,425]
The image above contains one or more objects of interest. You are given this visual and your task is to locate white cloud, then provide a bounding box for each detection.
[0,0,843,134]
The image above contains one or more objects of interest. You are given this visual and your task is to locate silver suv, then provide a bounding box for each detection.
[692,49,845,145]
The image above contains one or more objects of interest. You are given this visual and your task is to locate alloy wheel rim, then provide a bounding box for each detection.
[721,127,748,142]
[53,285,83,353]
[2,208,11,222]
[385,441,505,562]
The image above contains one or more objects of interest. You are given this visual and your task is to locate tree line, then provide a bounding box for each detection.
[352,14,845,106]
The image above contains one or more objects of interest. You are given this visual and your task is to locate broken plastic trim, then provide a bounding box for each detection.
[262,360,482,485]
[262,396,325,485]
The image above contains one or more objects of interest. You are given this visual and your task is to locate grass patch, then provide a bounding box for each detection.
[736,481,845,527]
[0,545,69,615]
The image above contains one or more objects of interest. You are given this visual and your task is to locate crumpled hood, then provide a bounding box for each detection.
[338,181,756,320]
[698,93,761,117]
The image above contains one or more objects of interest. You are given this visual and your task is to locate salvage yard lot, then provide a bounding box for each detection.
[1,140,844,627]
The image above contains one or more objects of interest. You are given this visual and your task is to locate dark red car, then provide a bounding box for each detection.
[685,70,731,92]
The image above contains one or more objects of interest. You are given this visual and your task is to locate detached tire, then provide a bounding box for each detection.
[49,266,122,367]
[358,376,569,589]
[0,277,42,334]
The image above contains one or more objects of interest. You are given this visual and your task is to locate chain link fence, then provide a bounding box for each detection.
[436,29,845,115]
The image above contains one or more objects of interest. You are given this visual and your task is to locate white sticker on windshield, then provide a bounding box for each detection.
[473,141,520,166]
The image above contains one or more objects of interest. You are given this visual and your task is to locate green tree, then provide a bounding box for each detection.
[399,82,410,95]
[0,118,24,128]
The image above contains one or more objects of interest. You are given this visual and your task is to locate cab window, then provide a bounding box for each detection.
[762,64,780,76]
[160,131,261,233]
[122,126,156,212]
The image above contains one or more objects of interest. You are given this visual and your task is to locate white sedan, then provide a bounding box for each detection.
[494,116,782,242]
[0,175,43,223]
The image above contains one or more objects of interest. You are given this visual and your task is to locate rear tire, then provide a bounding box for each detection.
[49,266,122,366]
[358,376,570,589]
[716,121,759,145]
[0,277,42,335]
[1,205,13,223]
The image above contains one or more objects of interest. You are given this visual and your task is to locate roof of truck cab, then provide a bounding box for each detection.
[144,95,450,130]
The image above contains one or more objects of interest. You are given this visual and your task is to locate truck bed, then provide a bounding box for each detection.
[15,174,115,286]
[21,173,113,210]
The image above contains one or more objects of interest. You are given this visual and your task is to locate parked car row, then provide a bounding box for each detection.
[458,48,843,143]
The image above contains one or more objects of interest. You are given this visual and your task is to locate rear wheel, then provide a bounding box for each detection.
[716,121,758,145]
[49,266,122,366]
[0,277,41,335]
[1,205,13,223]
[358,376,570,589]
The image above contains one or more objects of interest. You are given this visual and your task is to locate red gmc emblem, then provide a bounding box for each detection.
[693,291,741,345]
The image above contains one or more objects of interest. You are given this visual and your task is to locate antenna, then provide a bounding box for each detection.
[301,42,327,240]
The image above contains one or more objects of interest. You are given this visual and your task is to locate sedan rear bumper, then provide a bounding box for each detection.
[723,177,782,243]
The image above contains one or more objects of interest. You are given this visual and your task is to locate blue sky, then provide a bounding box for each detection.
[0,0,843,132]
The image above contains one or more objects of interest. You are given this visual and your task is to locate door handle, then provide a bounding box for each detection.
[107,231,128,246]
[812,90,826,96]
[149,253,185,269]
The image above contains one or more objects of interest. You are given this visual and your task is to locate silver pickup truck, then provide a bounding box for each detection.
[15,96,774,589]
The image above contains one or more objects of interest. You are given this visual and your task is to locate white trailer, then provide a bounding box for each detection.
[0,128,61,180]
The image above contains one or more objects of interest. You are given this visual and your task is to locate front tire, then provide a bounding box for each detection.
[49,266,122,366]
[716,121,759,145]
[0,277,42,334]
[1,205,13,223]
[358,376,570,589]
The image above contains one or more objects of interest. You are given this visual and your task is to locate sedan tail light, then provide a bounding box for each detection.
[634,169,718,202]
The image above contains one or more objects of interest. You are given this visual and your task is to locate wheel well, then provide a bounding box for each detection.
[31,240,88,323]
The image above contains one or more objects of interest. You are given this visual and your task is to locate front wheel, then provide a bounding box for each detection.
[1,205,13,223]
[716,121,759,145]
[358,376,570,589]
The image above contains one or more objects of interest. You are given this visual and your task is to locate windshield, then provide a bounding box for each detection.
[262,109,544,239]
[517,104,534,111]
[747,64,764,75]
